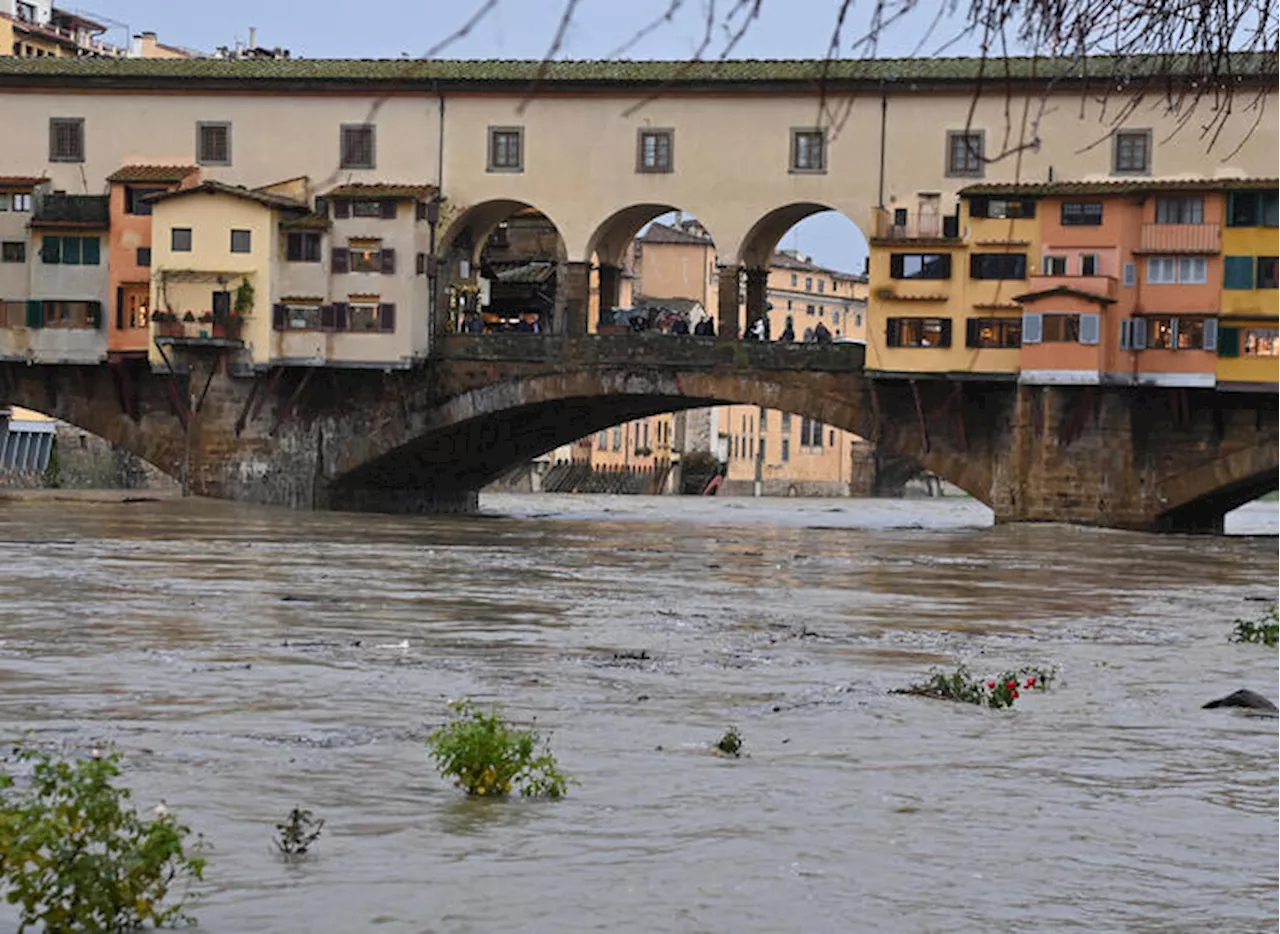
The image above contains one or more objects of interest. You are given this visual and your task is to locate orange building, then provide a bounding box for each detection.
[105,164,198,357]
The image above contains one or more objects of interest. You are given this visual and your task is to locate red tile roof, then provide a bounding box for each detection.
[325,183,438,199]
[145,179,309,211]
[960,177,1279,197]
[106,165,198,184]
[0,176,47,188]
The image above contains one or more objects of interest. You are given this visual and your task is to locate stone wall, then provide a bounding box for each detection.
[48,424,176,491]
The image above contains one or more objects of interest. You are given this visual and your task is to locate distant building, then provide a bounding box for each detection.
[0,2,195,58]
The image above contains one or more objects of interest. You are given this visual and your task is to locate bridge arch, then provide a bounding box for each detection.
[439,198,569,266]
[585,204,724,268]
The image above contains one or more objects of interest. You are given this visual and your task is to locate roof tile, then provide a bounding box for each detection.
[105,164,198,183]
[960,177,1279,197]
[325,183,438,199]
[145,179,309,211]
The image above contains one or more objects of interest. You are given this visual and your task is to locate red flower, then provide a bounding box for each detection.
[1011,690,1020,699]
[987,680,996,689]
[1006,680,1018,689]
[1025,677,1036,688]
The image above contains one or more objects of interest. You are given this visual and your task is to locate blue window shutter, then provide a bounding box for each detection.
[1078,313,1100,345]
[25,299,43,328]
[1021,312,1043,344]
[1223,255,1254,290]
[1132,318,1147,350]
[1202,318,1218,352]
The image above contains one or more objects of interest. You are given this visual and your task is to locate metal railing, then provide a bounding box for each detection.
[870,207,961,241]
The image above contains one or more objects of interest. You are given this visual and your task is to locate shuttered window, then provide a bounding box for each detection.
[49,117,84,162]
[340,124,376,170]
[1021,312,1043,344]
[1223,256,1254,290]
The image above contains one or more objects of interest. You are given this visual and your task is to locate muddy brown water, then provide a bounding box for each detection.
[0,494,1276,933]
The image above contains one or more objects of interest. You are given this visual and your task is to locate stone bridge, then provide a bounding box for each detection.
[1,334,1275,532]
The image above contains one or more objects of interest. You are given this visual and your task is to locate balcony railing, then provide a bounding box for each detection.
[1027,274,1119,299]
[32,194,110,227]
[1136,223,1221,255]
[869,207,962,242]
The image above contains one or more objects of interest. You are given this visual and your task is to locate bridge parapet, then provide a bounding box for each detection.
[434,333,866,372]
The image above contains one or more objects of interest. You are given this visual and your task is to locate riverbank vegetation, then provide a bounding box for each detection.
[715,727,744,757]
[427,701,571,799]
[1230,605,1278,647]
[0,743,204,932]
[893,664,1057,709]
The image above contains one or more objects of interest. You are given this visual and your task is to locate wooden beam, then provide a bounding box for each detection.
[909,379,929,454]
[233,374,261,438]
[270,368,315,436]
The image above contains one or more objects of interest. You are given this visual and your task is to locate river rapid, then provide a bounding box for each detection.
[0,493,1276,933]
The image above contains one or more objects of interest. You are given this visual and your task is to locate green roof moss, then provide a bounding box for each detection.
[0,53,1272,90]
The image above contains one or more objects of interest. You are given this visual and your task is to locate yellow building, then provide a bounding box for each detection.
[865,195,1040,376]
[1218,188,1279,391]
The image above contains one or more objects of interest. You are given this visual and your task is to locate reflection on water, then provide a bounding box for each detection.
[0,494,1276,933]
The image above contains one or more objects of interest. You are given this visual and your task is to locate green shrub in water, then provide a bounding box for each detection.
[274,807,324,858]
[715,727,743,757]
[0,742,204,932]
[894,664,1057,709]
[427,701,571,799]
[1230,605,1278,647]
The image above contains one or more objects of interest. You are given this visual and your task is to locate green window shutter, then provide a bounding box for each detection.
[61,236,81,265]
[1217,326,1240,358]
[1223,256,1254,290]
[41,237,60,264]
[25,299,43,328]
[87,301,103,329]
[81,237,100,265]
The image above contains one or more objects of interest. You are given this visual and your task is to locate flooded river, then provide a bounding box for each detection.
[0,493,1276,933]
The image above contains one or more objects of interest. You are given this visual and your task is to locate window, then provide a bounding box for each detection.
[1257,256,1278,289]
[196,121,231,165]
[1176,317,1206,350]
[965,317,1021,348]
[39,300,97,329]
[2,241,24,263]
[49,117,84,162]
[1113,129,1151,174]
[637,129,674,173]
[340,124,375,170]
[1243,328,1279,357]
[286,231,322,262]
[124,186,163,216]
[1147,316,1176,349]
[343,243,394,274]
[612,426,621,451]
[171,228,192,252]
[1227,191,1280,228]
[1042,255,1067,276]
[890,253,952,279]
[281,304,324,330]
[597,430,607,450]
[817,279,824,293]
[800,418,824,448]
[790,273,797,286]
[0,192,32,212]
[1061,201,1103,226]
[230,229,251,253]
[969,253,1027,279]
[885,317,952,348]
[806,304,815,317]
[136,247,150,266]
[1154,196,1203,225]
[781,412,791,433]
[790,129,825,172]
[804,277,813,291]
[1080,254,1099,276]
[781,438,790,462]
[351,199,389,218]
[344,302,395,333]
[1122,262,1137,287]
[488,126,523,172]
[945,130,983,177]
[970,197,1035,219]
[1042,313,1081,343]
[1146,256,1206,285]
[40,236,99,265]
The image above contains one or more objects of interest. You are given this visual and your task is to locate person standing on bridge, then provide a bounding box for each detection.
[780,315,795,342]
[813,320,832,344]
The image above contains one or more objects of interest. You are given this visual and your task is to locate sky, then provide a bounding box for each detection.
[83,0,998,274]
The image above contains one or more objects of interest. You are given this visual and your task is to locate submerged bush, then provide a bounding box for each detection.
[427,701,571,799]
[274,807,324,858]
[0,742,204,932]
[893,664,1057,709]
[1230,605,1278,647]
[714,727,743,758]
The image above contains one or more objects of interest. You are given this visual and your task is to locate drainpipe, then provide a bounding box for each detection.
[877,84,888,209]
[427,82,446,346]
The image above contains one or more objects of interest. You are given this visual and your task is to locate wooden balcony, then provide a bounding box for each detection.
[1135,223,1221,255]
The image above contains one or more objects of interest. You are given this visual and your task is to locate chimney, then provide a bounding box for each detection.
[248,27,257,49]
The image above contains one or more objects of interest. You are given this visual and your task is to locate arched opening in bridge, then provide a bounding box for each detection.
[438,199,569,335]
[0,404,174,491]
